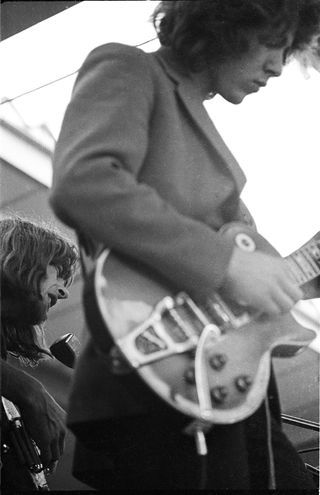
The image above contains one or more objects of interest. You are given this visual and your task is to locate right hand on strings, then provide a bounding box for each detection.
[222,247,303,316]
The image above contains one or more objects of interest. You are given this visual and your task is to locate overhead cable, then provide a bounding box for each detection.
[0,37,158,106]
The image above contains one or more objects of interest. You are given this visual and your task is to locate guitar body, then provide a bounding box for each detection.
[86,222,318,424]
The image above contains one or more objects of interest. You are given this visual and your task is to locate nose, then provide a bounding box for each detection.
[264,52,283,78]
[57,286,69,300]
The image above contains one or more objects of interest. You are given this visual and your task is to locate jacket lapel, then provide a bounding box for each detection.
[153,48,246,192]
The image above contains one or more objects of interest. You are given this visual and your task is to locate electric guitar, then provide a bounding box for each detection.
[84,222,320,425]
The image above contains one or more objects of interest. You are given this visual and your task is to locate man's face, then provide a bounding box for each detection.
[40,265,69,317]
[208,32,294,104]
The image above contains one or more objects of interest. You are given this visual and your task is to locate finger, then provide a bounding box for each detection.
[257,298,280,316]
[270,290,298,314]
[277,282,303,308]
[255,286,294,316]
[280,267,304,300]
[285,284,303,303]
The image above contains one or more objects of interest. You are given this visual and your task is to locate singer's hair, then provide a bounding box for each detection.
[152,0,320,71]
[0,215,78,365]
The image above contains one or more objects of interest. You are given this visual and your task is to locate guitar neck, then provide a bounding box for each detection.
[285,234,320,286]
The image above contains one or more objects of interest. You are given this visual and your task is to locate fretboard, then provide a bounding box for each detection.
[285,234,320,286]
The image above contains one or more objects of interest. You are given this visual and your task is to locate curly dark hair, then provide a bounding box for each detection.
[0,215,79,365]
[153,0,320,71]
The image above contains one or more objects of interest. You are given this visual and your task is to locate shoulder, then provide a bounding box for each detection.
[73,42,156,104]
[81,42,151,74]
[88,42,146,58]
[75,42,154,90]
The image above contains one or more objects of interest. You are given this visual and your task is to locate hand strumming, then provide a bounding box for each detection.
[222,247,303,317]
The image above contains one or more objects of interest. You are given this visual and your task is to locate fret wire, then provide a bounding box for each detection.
[302,245,320,275]
[292,251,317,281]
[306,242,320,270]
[285,257,307,285]
[297,249,318,277]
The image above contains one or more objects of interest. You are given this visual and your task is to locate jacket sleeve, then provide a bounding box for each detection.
[237,199,257,230]
[50,43,235,296]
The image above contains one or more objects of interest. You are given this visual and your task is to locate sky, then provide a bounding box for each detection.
[1,1,320,338]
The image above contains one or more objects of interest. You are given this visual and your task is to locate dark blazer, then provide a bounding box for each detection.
[50,43,258,427]
[50,43,252,296]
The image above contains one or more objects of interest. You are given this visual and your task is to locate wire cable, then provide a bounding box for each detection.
[0,37,158,106]
[298,447,319,455]
[0,70,79,106]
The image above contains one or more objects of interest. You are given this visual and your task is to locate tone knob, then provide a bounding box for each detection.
[210,386,228,404]
[209,353,227,371]
[235,375,252,392]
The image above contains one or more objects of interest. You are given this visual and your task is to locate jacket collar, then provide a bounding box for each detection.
[153,47,246,192]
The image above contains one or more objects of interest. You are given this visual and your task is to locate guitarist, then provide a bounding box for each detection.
[0,216,78,491]
[50,0,320,490]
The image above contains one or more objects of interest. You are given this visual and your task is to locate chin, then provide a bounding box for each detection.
[220,87,248,104]
[223,93,245,105]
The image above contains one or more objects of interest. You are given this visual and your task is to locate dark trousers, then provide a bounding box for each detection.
[71,407,316,490]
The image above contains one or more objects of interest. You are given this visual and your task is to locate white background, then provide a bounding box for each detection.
[1,1,319,338]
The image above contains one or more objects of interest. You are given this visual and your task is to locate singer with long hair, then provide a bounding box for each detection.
[1,215,78,490]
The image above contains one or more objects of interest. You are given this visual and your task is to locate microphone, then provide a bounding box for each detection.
[49,333,80,369]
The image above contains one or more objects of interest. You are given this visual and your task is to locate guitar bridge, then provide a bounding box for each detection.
[116,293,216,368]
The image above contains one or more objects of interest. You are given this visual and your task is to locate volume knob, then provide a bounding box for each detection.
[210,386,228,405]
[235,375,252,392]
[209,353,227,371]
